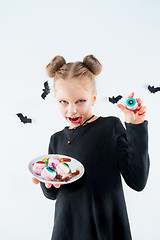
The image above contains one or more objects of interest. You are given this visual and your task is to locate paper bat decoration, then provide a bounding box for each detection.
[17,113,32,124]
[148,85,160,94]
[41,81,50,99]
[108,95,123,104]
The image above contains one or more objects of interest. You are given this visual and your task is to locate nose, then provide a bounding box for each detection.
[67,103,77,116]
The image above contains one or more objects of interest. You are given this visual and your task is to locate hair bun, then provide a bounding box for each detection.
[46,56,66,78]
[83,55,102,76]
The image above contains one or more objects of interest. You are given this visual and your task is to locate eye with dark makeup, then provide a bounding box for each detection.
[76,100,86,103]
[59,100,68,104]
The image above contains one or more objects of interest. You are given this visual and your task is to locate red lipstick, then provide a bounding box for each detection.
[68,116,82,124]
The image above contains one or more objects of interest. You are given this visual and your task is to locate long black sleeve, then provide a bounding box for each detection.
[117,119,150,191]
[40,182,58,200]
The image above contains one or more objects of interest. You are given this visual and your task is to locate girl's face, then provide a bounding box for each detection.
[55,79,97,129]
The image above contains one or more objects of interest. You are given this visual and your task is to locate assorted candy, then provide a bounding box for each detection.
[33,161,47,175]
[41,166,56,181]
[32,156,79,182]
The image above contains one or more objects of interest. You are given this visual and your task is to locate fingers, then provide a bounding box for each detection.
[128,92,134,98]
[138,106,146,115]
[45,183,52,188]
[136,98,143,107]
[136,98,146,115]
[32,177,61,189]
[45,183,61,188]
[117,104,132,114]
[54,184,61,188]
[117,104,127,113]
[32,177,40,184]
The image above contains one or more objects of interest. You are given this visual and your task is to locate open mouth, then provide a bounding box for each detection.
[68,116,82,124]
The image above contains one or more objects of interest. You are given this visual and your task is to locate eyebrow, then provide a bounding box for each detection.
[57,96,87,101]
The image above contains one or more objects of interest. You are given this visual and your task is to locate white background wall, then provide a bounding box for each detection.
[0,0,160,239]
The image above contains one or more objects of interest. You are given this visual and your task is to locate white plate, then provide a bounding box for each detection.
[28,154,85,185]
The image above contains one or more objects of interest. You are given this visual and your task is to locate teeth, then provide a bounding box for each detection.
[73,117,79,120]
[69,117,79,121]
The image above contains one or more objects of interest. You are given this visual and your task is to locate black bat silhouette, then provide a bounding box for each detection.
[41,81,50,99]
[148,85,160,94]
[108,95,123,104]
[17,113,32,124]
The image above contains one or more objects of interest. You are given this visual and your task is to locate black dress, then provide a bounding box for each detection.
[40,116,150,240]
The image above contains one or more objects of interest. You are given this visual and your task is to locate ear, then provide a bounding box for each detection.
[92,92,97,106]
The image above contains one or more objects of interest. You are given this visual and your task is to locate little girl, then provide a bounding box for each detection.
[32,55,149,240]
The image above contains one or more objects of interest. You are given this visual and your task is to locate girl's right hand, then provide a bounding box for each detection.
[32,177,60,189]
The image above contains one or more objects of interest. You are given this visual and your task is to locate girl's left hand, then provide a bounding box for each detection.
[117,92,146,124]
[32,177,60,188]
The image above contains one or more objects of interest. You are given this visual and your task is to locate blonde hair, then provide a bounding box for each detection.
[46,55,102,94]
